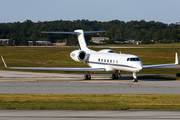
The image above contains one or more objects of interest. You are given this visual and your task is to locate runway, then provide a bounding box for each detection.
[0,70,180,94]
[0,109,180,120]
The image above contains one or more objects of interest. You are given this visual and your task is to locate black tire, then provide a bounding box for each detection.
[112,74,115,80]
[88,75,91,80]
[84,75,88,80]
[133,78,138,82]
[115,74,118,79]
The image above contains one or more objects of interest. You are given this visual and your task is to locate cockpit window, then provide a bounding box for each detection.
[108,50,115,53]
[130,58,136,61]
[127,58,140,61]
[136,58,140,61]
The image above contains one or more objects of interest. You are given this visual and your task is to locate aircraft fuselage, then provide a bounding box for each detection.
[87,52,143,72]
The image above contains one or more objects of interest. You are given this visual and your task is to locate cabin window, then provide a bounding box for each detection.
[101,59,103,62]
[116,60,118,63]
[110,59,112,63]
[108,50,115,53]
[98,58,100,62]
[107,59,109,62]
[104,59,106,62]
[113,60,115,63]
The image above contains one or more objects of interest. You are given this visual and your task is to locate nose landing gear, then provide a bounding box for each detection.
[133,72,138,82]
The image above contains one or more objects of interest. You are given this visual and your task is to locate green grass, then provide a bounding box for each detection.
[0,46,180,74]
[0,94,180,110]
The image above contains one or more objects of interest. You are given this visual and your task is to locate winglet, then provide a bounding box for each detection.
[175,52,179,65]
[1,56,8,68]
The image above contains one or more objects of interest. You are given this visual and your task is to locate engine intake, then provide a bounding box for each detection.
[70,50,87,62]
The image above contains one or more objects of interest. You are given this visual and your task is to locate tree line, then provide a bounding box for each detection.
[0,19,180,46]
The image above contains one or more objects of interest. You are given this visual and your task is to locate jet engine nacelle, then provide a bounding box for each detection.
[70,50,87,62]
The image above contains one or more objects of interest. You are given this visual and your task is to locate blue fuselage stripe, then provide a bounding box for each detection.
[87,61,135,68]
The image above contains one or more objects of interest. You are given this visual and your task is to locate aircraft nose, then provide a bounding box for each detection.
[138,65,143,70]
[135,62,143,70]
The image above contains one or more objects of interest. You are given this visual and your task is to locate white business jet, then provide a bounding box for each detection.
[1,30,179,82]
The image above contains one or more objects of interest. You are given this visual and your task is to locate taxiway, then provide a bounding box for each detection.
[0,70,179,94]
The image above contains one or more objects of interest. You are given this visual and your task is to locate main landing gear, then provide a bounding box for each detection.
[84,72,91,80]
[112,70,121,80]
[133,72,138,82]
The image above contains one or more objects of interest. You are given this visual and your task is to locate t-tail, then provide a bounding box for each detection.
[74,30,88,51]
[42,30,106,52]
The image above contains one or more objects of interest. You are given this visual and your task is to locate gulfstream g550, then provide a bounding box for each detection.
[1,30,179,82]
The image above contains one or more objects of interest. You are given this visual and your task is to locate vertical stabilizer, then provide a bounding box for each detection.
[74,30,89,51]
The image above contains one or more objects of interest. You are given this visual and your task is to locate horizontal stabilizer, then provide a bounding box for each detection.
[84,31,106,34]
[42,31,79,34]
[42,31,106,34]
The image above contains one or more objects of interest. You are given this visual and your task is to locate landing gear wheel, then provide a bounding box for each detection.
[84,75,88,80]
[88,75,91,80]
[112,74,118,80]
[84,74,91,80]
[115,74,118,79]
[112,74,115,80]
[133,78,138,82]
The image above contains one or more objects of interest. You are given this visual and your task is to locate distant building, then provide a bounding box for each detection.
[0,39,9,43]
[91,37,109,41]
[28,41,52,46]
[53,43,66,46]
[90,37,109,44]
[28,41,66,46]
[36,41,51,44]
[124,40,142,44]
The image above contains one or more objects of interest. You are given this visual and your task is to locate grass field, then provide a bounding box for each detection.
[0,46,180,74]
[0,94,180,110]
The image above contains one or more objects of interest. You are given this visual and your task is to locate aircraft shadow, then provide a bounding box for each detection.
[88,74,176,82]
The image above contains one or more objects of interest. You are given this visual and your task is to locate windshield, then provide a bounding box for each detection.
[127,58,140,61]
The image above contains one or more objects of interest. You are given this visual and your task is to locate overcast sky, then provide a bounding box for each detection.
[0,0,180,24]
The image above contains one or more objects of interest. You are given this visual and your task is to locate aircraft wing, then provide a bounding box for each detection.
[143,52,179,69]
[1,56,105,72]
